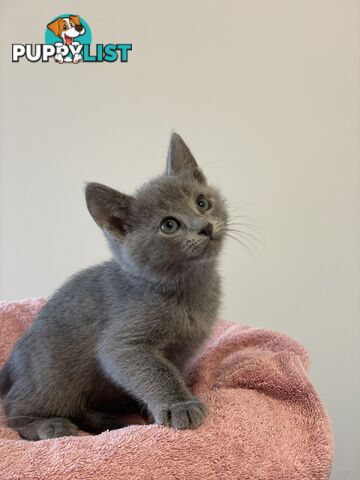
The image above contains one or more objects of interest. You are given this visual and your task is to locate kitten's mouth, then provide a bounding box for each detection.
[207,234,222,245]
[198,237,222,258]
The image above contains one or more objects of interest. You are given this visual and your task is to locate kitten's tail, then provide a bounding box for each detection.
[0,362,12,398]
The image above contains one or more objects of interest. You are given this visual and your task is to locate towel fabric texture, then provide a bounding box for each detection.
[0,298,333,480]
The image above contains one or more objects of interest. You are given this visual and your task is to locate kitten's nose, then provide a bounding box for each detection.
[198,223,213,238]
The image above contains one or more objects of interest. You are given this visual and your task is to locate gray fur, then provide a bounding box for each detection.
[0,133,228,440]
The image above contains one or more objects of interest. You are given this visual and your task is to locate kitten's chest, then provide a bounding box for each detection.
[163,289,219,369]
[168,279,221,344]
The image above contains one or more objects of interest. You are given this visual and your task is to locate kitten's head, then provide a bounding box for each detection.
[86,133,228,282]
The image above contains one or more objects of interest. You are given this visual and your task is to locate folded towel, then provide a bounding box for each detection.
[0,299,333,480]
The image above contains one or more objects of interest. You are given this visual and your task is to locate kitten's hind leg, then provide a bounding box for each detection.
[35,417,79,440]
[9,415,78,440]
[71,409,126,434]
[3,397,79,440]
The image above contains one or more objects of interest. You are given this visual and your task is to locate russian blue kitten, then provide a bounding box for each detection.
[0,133,228,440]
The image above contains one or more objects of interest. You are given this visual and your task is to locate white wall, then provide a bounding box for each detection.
[0,1,359,478]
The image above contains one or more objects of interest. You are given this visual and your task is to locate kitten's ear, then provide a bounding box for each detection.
[166,132,206,185]
[85,183,133,239]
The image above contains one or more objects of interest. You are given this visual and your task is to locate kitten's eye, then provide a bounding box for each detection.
[196,195,210,212]
[160,217,179,234]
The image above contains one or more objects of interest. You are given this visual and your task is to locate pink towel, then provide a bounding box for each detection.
[0,299,333,480]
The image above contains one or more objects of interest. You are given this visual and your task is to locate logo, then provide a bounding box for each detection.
[12,14,132,64]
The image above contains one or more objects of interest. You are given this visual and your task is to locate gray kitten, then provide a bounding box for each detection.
[0,133,228,440]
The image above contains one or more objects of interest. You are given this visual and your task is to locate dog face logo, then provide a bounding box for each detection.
[47,16,85,45]
[46,14,89,63]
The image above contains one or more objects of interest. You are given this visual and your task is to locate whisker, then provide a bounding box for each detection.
[226,221,264,235]
[226,228,263,245]
[228,203,252,213]
[226,224,262,235]
[228,217,263,232]
[226,234,257,257]
[224,233,257,258]
[228,214,257,221]
[227,231,261,255]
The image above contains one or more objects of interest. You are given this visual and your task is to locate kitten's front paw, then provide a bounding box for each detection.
[154,398,208,430]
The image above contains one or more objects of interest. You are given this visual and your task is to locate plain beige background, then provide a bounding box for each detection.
[0,1,359,478]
